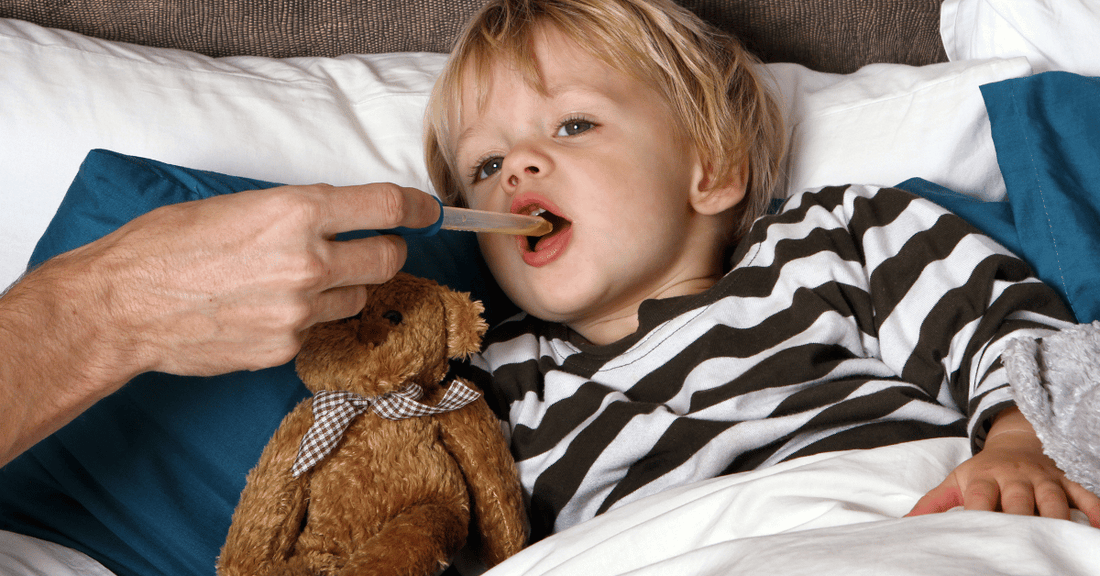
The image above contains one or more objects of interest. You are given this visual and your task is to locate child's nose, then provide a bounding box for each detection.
[502,139,550,192]
[507,166,539,187]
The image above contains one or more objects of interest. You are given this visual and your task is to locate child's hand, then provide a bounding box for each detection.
[907,407,1100,528]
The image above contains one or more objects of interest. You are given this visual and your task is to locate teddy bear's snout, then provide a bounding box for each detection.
[357,316,393,346]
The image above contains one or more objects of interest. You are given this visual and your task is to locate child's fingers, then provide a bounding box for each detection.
[961,477,1000,512]
[996,479,1037,516]
[906,479,962,516]
[1064,480,1100,528]
[1030,480,1070,520]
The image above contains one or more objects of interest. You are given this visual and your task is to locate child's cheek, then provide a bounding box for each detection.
[463,186,498,212]
[477,233,514,272]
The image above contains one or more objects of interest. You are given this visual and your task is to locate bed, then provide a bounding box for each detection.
[1,1,1099,575]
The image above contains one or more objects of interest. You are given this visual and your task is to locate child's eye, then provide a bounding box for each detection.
[470,156,504,183]
[557,117,596,137]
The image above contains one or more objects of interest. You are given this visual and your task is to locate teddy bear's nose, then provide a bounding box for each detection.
[357,318,391,346]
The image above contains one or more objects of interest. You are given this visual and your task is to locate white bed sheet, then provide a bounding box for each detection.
[5,439,1095,576]
[481,438,1100,576]
[0,531,114,576]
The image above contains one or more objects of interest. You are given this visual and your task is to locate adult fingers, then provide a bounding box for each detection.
[319,183,441,236]
[304,234,410,324]
[309,285,369,326]
[323,234,408,288]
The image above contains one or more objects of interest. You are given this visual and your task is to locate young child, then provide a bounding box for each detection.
[423,0,1100,541]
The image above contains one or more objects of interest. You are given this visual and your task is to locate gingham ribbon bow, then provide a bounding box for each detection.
[290,381,480,477]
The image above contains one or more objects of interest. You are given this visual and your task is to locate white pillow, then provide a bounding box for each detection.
[771,57,1032,201]
[0,17,1031,289]
[0,531,114,576]
[0,18,446,287]
[940,0,1100,75]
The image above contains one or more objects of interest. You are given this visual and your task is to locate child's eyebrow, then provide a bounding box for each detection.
[453,125,484,160]
[451,84,616,158]
[545,81,611,100]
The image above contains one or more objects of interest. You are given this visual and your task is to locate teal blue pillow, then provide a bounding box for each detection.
[980,72,1100,323]
[894,178,1023,259]
[0,149,511,576]
[898,72,1100,324]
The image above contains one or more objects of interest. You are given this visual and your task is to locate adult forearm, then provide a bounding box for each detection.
[0,250,142,466]
[0,182,442,466]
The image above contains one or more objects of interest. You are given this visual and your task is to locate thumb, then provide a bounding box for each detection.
[906,478,963,517]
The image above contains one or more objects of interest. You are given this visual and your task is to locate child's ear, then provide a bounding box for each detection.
[689,156,749,216]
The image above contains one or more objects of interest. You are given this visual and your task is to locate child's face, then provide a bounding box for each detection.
[450,25,727,343]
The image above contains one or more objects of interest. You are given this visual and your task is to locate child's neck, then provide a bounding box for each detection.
[567,275,720,346]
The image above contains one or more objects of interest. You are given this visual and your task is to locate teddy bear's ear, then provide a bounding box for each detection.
[440,289,488,359]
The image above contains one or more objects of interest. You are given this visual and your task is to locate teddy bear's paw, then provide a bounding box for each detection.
[330,504,469,576]
[335,553,453,576]
[261,554,340,576]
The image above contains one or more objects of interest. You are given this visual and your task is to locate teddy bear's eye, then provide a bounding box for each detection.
[382,310,403,325]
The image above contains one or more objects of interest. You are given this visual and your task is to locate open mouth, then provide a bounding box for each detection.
[523,207,571,251]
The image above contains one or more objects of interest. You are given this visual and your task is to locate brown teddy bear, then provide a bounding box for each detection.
[218,272,527,576]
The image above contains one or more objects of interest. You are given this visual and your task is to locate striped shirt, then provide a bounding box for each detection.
[463,184,1074,540]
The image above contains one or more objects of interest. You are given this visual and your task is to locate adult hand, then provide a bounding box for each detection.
[0,182,440,464]
[85,182,440,376]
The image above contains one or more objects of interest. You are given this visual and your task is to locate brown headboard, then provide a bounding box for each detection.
[0,0,946,73]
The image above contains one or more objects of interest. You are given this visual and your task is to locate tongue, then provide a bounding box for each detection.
[528,216,570,251]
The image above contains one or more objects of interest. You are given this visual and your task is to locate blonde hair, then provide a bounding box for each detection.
[424,0,786,241]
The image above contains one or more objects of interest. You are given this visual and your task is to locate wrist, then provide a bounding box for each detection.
[4,246,149,396]
[984,428,1039,445]
[983,406,1041,448]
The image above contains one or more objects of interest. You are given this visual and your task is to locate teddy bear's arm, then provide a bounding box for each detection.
[437,380,528,566]
[218,402,312,576]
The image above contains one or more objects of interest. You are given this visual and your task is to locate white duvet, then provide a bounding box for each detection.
[477,438,1100,576]
[7,438,1095,576]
